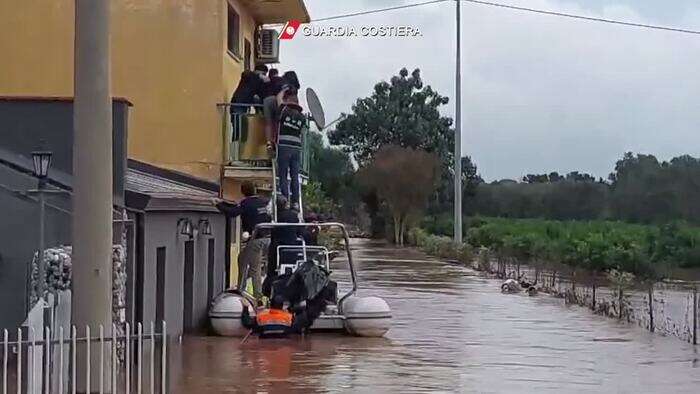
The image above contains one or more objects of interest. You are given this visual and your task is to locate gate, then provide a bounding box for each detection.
[2,322,167,393]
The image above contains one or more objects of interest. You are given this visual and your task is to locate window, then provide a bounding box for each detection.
[244,39,252,70]
[227,4,240,57]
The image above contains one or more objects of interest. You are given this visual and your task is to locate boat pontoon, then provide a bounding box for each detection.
[209,222,391,337]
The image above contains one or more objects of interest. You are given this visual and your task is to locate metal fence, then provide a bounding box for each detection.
[484,258,699,345]
[2,322,167,394]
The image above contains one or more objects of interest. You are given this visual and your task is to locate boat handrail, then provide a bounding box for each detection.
[251,222,358,308]
[216,102,265,108]
[275,244,331,274]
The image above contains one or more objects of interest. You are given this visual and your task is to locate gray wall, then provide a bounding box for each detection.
[0,99,129,203]
[0,165,71,331]
[0,98,129,331]
[140,212,226,337]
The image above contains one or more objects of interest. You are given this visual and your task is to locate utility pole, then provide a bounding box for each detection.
[72,0,113,391]
[454,0,463,243]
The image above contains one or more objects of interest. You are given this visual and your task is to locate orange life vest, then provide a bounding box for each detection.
[256,308,293,327]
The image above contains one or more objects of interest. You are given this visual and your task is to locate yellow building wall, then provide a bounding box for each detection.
[0,1,74,97]
[0,0,257,183]
[112,0,228,181]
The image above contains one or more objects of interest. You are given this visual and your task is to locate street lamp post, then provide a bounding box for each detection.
[454,0,463,243]
[31,150,53,299]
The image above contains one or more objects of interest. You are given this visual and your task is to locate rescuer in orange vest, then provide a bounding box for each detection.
[242,295,299,337]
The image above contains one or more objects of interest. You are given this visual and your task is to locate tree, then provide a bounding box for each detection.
[329,68,453,166]
[308,131,354,199]
[306,131,360,221]
[329,68,467,226]
[359,145,439,246]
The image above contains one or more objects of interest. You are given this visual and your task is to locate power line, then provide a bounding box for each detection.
[311,0,451,23]
[267,0,450,26]
[283,0,700,36]
[463,0,700,36]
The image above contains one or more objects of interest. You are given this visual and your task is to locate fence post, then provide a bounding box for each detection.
[44,327,50,394]
[71,326,77,394]
[592,285,596,311]
[161,321,167,394]
[17,328,22,394]
[693,286,698,346]
[3,329,8,394]
[619,287,623,320]
[29,328,34,394]
[99,325,104,394]
[137,323,142,394]
[648,285,654,333]
[111,324,117,394]
[59,327,64,394]
[150,323,155,394]
[86,326,91,394]
[126,323,130,394]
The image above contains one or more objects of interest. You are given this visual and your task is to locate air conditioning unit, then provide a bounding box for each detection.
[256,29,280,64]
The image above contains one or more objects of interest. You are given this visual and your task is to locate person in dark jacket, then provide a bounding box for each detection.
[275,88,306,209]
[230,69,264,140]
[261,68,284,100]
[214,181,271,300]
[231,71,263,112]
[281,71,300,90]
[263,196,302,297]
[302,212,320,246]
[263,70,302,153]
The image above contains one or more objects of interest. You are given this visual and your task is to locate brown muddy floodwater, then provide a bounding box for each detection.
[172,239,700,393]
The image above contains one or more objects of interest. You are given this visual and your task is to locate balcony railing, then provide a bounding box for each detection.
[217,103,310,175]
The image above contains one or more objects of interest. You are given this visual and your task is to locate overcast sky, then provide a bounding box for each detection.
[280,0,700,181]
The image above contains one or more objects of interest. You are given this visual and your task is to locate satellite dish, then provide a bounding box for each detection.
[306,87,326,130]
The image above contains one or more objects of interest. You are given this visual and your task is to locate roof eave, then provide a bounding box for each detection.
[248,0,310,25]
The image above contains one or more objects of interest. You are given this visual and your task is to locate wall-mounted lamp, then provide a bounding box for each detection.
[198,219,212,237]
[31,150,53,179]
[178,218,194,239]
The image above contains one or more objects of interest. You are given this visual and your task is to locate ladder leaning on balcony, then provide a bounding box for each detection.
[270,150,305,223]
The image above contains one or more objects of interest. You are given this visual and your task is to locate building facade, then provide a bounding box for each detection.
[0,0,309,181]
[1,0,311,289]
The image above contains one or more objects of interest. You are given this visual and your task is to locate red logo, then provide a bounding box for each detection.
[279,20,302,40]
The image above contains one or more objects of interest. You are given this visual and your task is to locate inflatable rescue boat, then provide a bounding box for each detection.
[209,222,392,337]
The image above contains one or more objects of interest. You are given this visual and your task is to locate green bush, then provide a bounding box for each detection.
[418,217,700,278]
[407,227,474,264]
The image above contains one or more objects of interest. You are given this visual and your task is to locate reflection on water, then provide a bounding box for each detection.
[172,240,700,393]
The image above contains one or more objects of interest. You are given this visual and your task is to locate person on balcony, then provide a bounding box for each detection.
[263,71,302,152]
[213,181,271,301]
[230,65,269,138]
[231,65,268,112]
[262,68,283,99]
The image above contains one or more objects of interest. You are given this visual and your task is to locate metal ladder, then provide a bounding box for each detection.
[270,150,304,223]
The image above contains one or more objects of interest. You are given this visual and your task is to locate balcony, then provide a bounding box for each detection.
[218,103,310,185]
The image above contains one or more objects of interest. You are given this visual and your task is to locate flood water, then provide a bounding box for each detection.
[172,239,700,393]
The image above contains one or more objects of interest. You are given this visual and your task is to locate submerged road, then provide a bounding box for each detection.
[172,239,700,393]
